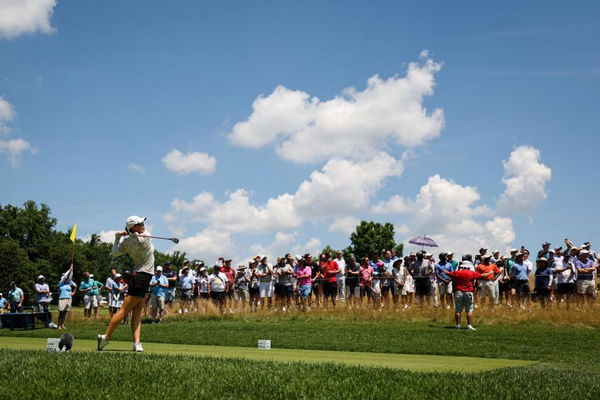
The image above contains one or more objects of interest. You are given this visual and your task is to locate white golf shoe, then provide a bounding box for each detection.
[133,342,144,352]
[97,334,108,351]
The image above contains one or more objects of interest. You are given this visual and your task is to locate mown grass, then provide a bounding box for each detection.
[0,349,597,400]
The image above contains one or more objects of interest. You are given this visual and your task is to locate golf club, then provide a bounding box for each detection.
[138,235,180,244]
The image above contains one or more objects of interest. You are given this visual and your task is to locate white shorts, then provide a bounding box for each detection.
[576,280,595,295]
[479,280,496,297]
[58,298,72,312]
[438,281,453,295]
[83,295,98,309]
[259,282,272,298]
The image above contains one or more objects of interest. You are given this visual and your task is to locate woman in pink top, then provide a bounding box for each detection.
[359,257,374,303]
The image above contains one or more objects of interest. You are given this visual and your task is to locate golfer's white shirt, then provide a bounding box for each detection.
[112,233,155,275]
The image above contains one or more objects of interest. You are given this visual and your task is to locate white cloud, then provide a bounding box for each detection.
[0,0,57,39]
[249,231,299,260]
[330,216,360,235]
[497,145,551,214]
[0,138,35,168]
[371,195,413,214]
[128,163,146,174]
[162,149,217,175]
[175,227,235,262]
[228,56,445,163]
[166,152,402,236]
[0,97,16,134]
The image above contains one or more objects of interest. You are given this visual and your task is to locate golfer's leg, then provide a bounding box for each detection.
[130,299,144,343]
[105,296,137,339]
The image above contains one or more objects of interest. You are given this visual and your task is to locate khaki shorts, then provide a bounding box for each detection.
[438,281,453,295]
[479,280,496,298]
[58,298,72,311]
[576,280,595,295]
[150,294,165,310]
[83,295,98,309]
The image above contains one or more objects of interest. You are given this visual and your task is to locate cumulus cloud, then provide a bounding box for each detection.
[0,97,16,134]
[162,149,217,175]
[228,57,444,163]
[371,195,413,214]
[497,146,551,214]
[175,227,235,262]
[0,138,35,168]
[0,0,57,39]
[166,152,402,235]
[330,216,361,235]
[128,163,146,174]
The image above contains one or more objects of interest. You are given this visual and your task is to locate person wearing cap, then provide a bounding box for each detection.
[178,265,196,314]
[220,259,236,312]
[345,255,361,306]
[476,255,501,309]
[80,272,101,319]
[248,259,261,312]
[322,253,340,309]
[57,269,77,330]
[162,262,177,313]
[448,264,493,330]
[7,282,24,313]
[334,251,347,303]
[391,258,408,309]
[435,253,454,310]
[276,259,295,312]
[98,215,155,353]
[575,249,596,307]
[208,265,228,313]
[310,254,323,308]
[510,252,531,310]
[409,251,434,307]
[104,269,118,317]
[359,256,374,302]
[256,256,273,310]
[553,247,575,309]
[475,248,488,266]
[537,242,551,261]
[234,265,250,311]
[35,275,52,314]
[149,266,168,322]
[110,274,127,315]
[381,250,395,307]
[295,256,312,311]
[534,258,553,309]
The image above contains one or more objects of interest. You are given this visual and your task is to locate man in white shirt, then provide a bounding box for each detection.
[208,266,228,313]
[335,251,347,302]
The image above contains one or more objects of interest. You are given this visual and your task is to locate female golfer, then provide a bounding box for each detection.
[98,215,154,352]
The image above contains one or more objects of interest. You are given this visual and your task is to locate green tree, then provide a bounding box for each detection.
[348,221,399,259]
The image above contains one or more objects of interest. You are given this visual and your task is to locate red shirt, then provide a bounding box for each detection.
[448,270,483,292]
[476,264,500,281]
[220,266,236,288]
[323,261,339,283]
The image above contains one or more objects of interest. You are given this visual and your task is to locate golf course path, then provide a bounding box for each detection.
[0,336,533,372]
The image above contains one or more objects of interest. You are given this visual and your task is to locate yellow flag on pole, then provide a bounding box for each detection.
[70,224,77,243]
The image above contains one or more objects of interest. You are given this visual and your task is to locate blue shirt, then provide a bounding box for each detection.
[150,275,168,297]
[179,274,195,290]
[8,288,23,303]
[58,281,75,299]
[510,263,529,281]
[0,298,7,308]
[534,268,552,288]
[435,261,454,281]
[575,259,595,280]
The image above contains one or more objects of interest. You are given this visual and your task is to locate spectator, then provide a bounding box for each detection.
[104,269,117,317]
[537,242,551,260]
[57,267,77,330]
[234,265,250,311]
[510,252,531,310]
[359,257,374,301]
[345,255,361,306]
[381,250,394,306]
[391,259,406,309]
[80,272,100,318]
[248,259,260,312]
[426,253,440,307]
[208,265,228,313]
[534,258,552,308]
[257,256,273,310]
[179,266,195,314]
[296,256,312,311]
[196,267,210,312]
[149,266,168,323]
[35,275,52,313]
[554,247,576,309]
[8,282,24,313]
[277,259,294,311]
[435,253,454,310]
[409,251,433,307]
[310,255,323,308]
[575,249,596,307]
[220,259,236,312]
[162,262,177,313]
[334,251,347,302]
[90,274,103,317]
[476,255,500,309]
[110,274,127,315]
[448,263,492,330]
[322,253,339,308]
[498,257,512,306]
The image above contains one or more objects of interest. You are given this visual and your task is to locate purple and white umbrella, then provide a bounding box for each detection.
[408,235,439,249]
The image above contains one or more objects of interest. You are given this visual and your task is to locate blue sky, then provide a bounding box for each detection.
[1,0,599,262]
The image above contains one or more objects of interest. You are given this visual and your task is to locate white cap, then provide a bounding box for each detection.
[37,275,45,280]
[89,274,94,278]
[446,252,454,256]
[510,248,518,252]
[125,215,146,231]
[200,267,207,272]
[156,266,163,271]
[295,254,303,261]
[114,273,122,278]
[580,249,590,255]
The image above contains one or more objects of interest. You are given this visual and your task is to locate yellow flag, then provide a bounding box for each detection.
[70,224,77,243]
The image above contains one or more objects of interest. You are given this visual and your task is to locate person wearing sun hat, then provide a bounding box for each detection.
[534,257,553,308]
[575,249,596,307]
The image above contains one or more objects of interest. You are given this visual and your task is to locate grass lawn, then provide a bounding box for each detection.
[0,309,599,399]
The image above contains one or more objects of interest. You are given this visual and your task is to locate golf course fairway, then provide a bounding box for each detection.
[0,336,532,372]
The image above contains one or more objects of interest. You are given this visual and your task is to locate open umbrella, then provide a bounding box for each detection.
[408,235,439,250]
